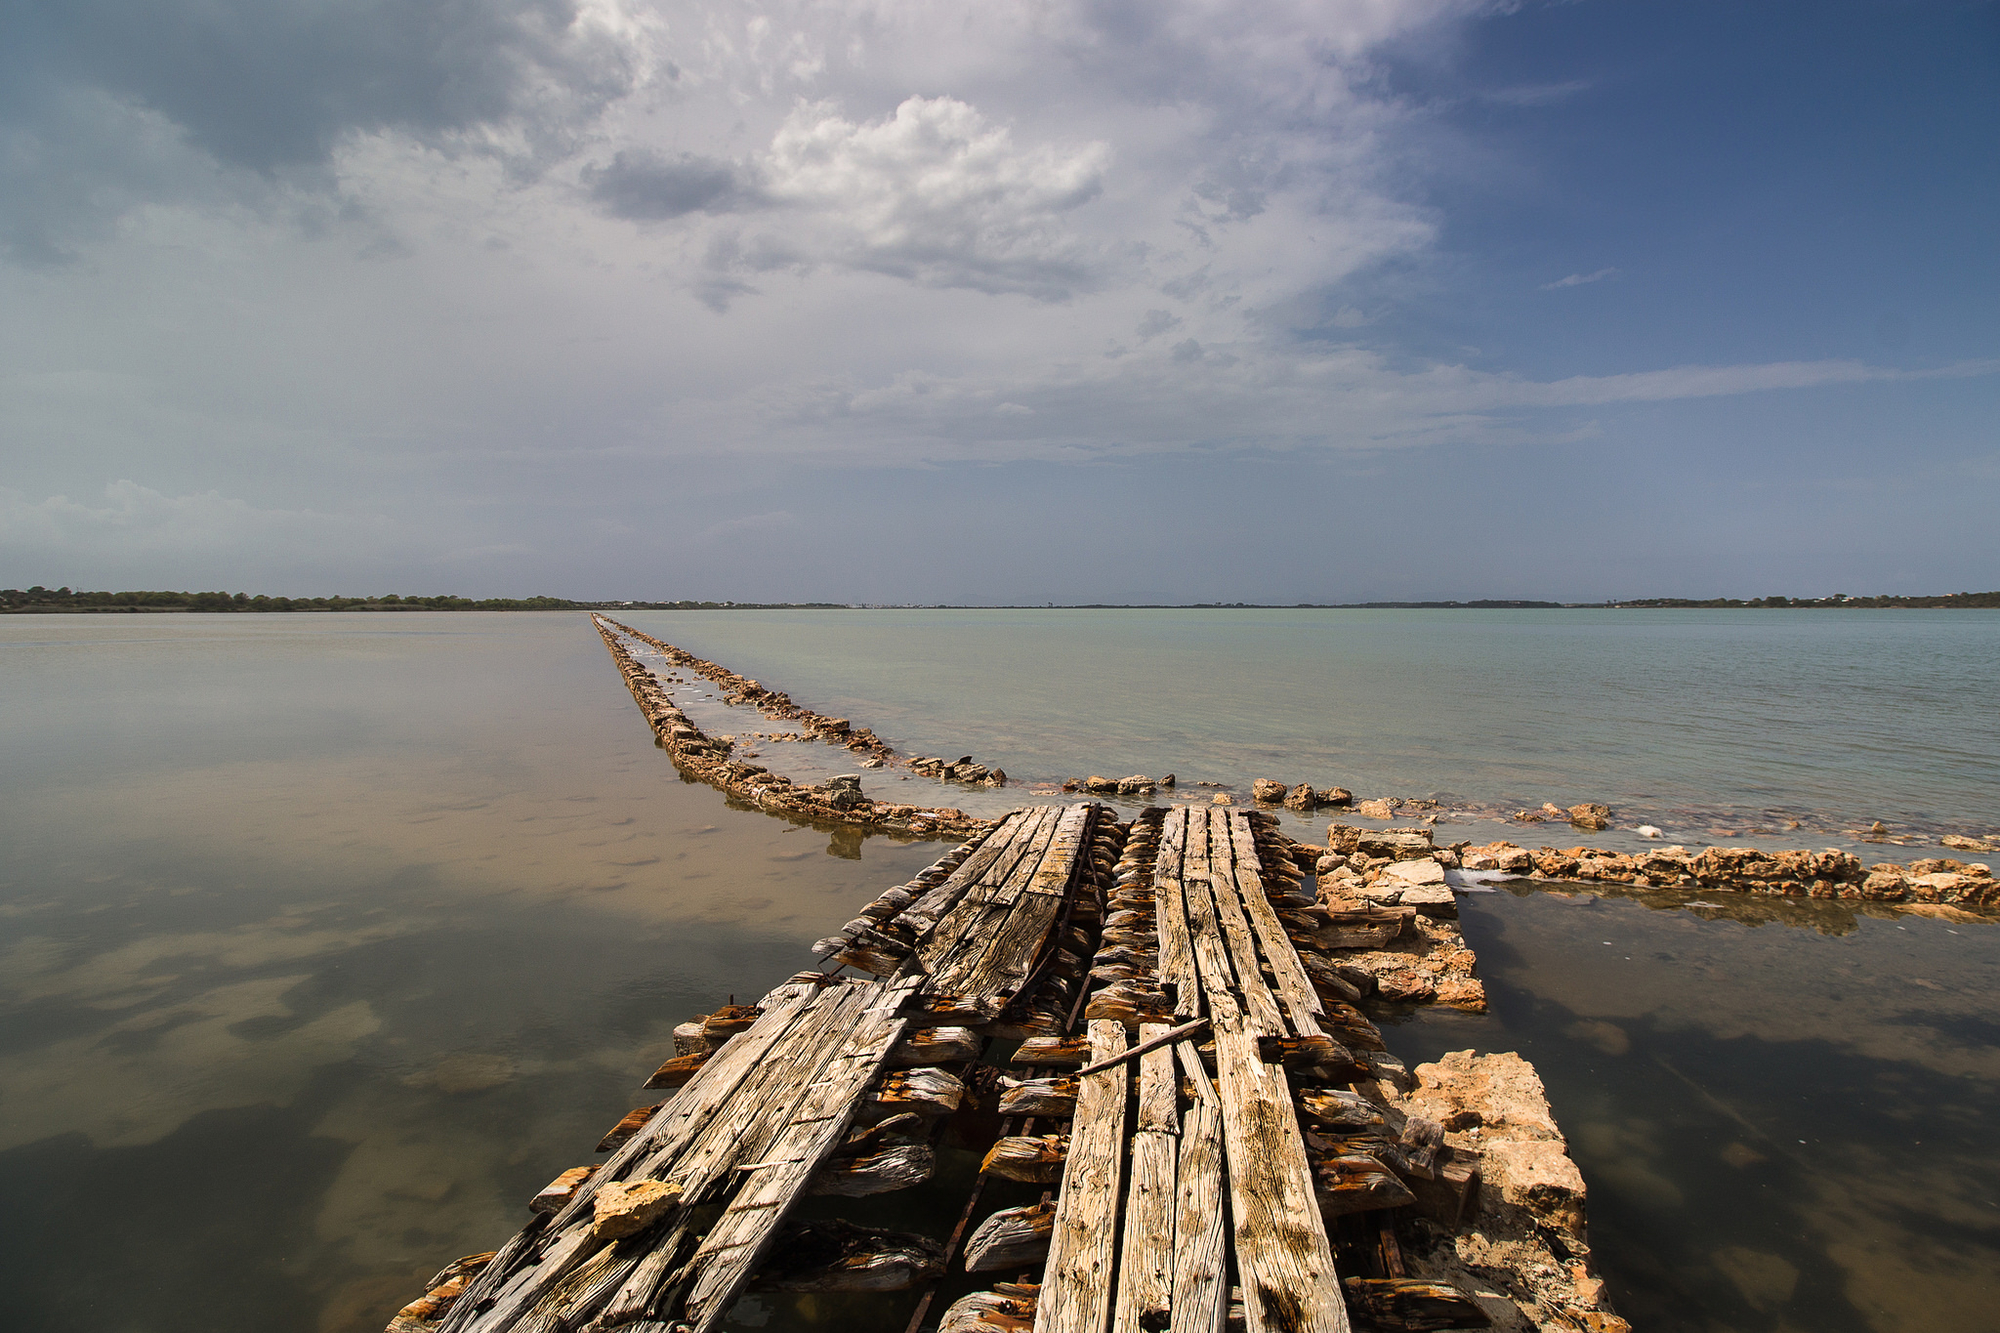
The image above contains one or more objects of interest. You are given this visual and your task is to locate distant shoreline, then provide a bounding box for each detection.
[5,587,1998,613]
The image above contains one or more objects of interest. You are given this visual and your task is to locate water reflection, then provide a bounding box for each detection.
[0,615,944,1333]
[1391,882,2000,1332]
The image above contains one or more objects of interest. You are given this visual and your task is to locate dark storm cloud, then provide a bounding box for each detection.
[582,149,755,220]
[0,0,639,260]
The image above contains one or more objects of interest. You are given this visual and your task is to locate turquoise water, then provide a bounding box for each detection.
[631,607,2000,841]
[1,610,1996,1333]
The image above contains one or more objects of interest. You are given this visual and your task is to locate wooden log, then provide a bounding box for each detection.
[810,1143,935,1196]
[1113,1024,1179,1333]
[1319,1003,1388,1054]
[1083,978,1172,1027]
[672,1020,710,1057]
[1313,1156,1417,1217]
[1013,1035,1090,1067]
[981,1134,1070,1183]
[865,1066,967,1118]
[888,1026,983,1067]
[529,1166,598,1215]
[641,1051,710,1090]
[700,1004,762,1042]
[1170,1041,1228,1333]
[940,1287,1040,1333]
[755,1219,945,1293]
[595,1104,665,1154]
[997,1075,1078,1118]
[837,1111,923,1156]
[1408,1157,1479,1229]
[964,1202,1057,1273]
[1339,1278,1491,1332]
[1297,1090,1386,1132]
[386,1253,494,1333]
[1034,1019,1127,1333]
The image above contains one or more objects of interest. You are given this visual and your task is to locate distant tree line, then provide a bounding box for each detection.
[1608,592,2000,609]
[0,587,847,613]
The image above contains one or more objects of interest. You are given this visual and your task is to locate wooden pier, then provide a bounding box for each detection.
[391,794,1514,1333]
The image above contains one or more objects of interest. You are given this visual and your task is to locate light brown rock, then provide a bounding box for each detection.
[591,1178,684,1240]
[1252,777,1290,803]
[1354,797,1400,820]
[1283,782,1316,810]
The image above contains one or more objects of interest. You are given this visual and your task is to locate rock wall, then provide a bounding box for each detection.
[1460,839,1997,906]
[592,617,992,841]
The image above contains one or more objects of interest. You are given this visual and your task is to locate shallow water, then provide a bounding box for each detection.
[0,614,941,1333]
[627,607,2000,845]
[1394,885,2000,1332]
[2,610,1996,1333]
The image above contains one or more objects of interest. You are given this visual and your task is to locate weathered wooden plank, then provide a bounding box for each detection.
[1170,1040,1228,1333]
[941,804,1092,994]
[918,806,1060,972]
[1033,1019,1128,1333]
[900,810,1041,939]
[1153,807,1199,1017]
[1112,1023,1179,1333]
[1213,1014,1350,1333]
[928,804,1089,1001]
[1203,813,1287,1037]
[656,981,879,1209]
[460,986,861,1332]
[549,982,818,1231]
[1227,814,1328,1039]
[677,974,922,1332]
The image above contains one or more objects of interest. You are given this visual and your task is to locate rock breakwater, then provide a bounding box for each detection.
[1459,839,1996,906]
[592,616,992,841]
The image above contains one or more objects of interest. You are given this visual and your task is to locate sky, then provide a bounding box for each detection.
[1,0,1995,604]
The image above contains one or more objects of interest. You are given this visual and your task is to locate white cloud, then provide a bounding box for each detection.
[723,95,1114,298]
[0,481,383,557]
[1541,267,1620,289]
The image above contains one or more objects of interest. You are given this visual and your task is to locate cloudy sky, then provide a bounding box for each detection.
[2,0,1994,602]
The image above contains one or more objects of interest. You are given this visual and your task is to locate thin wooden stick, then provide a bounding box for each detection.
[1072,1017,1210,1078]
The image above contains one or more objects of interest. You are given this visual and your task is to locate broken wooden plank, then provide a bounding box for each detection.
[1153,807,1198,1014]
[1203,813,1287,1037]
[1169,1039,1228,1333]
[676,974,922,1332]
[1226,814,1328,1039]
[1112,1023,1179,1333]
[1033,1019,1127,1333]
[1212,1013,1350,1333]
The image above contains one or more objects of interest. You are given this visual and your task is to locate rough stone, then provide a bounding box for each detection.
[1283,782,1316,810]
[1354,797,1399,820]
[1253,777,1290,803]
[591,1179,684,1240]
[1322,786,1354,807]
[1567,803,1611,831]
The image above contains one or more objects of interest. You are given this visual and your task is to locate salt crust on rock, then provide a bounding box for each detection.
[1392,1051,1629,1333]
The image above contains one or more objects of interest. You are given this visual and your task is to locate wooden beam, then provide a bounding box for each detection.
[1112,1023,1179,1333]
[1226,814,1327,1039]
[1033,1019,1128,1333]
[1169,1040,1228,1333]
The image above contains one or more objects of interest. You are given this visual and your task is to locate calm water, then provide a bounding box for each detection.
[2,610,1996,1333]
[629,607,2000,843]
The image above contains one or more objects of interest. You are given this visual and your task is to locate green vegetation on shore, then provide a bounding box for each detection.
[0,587,843,613]
[5,585,1996,613]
